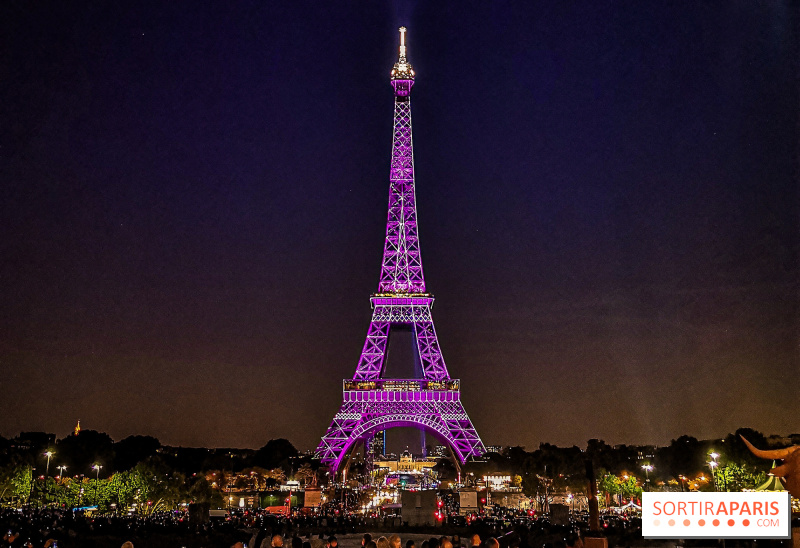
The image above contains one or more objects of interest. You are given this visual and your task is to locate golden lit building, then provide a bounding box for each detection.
[373,450,438,478]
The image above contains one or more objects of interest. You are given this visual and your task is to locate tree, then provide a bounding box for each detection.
[655,436,705,480]
[265,468,286,486]
[505,446,529,471]
[295,463,315,486]
[56,430,115,473]
[187,475,213,504]
[131,461,189,515]
[254,439,298,470]
[432,458,457,482]
[618,474,641,501]
[597,470,641,506]
[586,440,616,472]
[721,429,771,469]
[9,465,33,504]
[0,458,29,503]
[598,471,620,501]
[113,435,161,471]
[712,463,767,492]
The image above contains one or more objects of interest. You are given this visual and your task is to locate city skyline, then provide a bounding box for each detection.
[2,2,797,451]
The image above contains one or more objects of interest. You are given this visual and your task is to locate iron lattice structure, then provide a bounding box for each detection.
[316,28,486,473]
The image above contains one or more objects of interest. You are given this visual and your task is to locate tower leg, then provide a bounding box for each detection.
[353,320,390,380]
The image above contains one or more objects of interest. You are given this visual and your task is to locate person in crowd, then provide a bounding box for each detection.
[388,534,401,548]
[405,541,415,548]
[362,533,372,547]
[122,543,134,548]
[376,536,391,548]
[565,534,583,548]
[273,534,285,548]
[328,536,338,548]
[470,535,481,548]
[485,538,500,548]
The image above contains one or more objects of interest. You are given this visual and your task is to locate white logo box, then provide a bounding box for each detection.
[642,491,791,539]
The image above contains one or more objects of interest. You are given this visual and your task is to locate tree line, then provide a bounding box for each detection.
[453,428,796,502]
[1,427,795,510]
[0,432,304,510]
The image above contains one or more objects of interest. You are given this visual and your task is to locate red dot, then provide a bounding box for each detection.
[668,519,675,526]
[683,519,690,526]
[728,519,735,526]
[698,519,706,526]
[713,519,720,526]
[743,519,750,526]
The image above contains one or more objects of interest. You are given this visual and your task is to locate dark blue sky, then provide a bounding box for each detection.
[1,1,797,451]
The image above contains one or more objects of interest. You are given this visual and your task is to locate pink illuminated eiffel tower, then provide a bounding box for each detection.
[316,28,485,473]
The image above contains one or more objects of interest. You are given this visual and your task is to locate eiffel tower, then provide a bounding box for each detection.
[316,28,485,473]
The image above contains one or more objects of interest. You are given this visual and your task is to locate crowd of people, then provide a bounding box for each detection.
[234,532,508,548]
[0,507,240,547]
[0,506,643,548]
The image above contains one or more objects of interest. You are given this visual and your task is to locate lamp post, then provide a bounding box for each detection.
[708,452,719,491]
[92,464,103,506]
[708,460,718,491]
[642,465,653,490]
[57,466,67,483]
[228,452,234,511]
[45,452,53,478]
[679,475,687,491]
[44,451,54,505]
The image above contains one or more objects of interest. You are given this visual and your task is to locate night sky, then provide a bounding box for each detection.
[2,2,798,452]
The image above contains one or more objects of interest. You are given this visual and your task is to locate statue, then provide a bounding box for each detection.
[741,435,800,498]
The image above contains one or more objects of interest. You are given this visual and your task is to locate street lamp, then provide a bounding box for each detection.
[708,451,720,491]
[92,464,103,506]
[57,466,67,480]
[679,475,687,491]
[44,451,54,477]
[43,451,54,505]
[708,460,718,491]
[228,452,234,510]
[642,465,653,490]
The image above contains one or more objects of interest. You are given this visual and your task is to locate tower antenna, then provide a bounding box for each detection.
[399,26,407,61]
